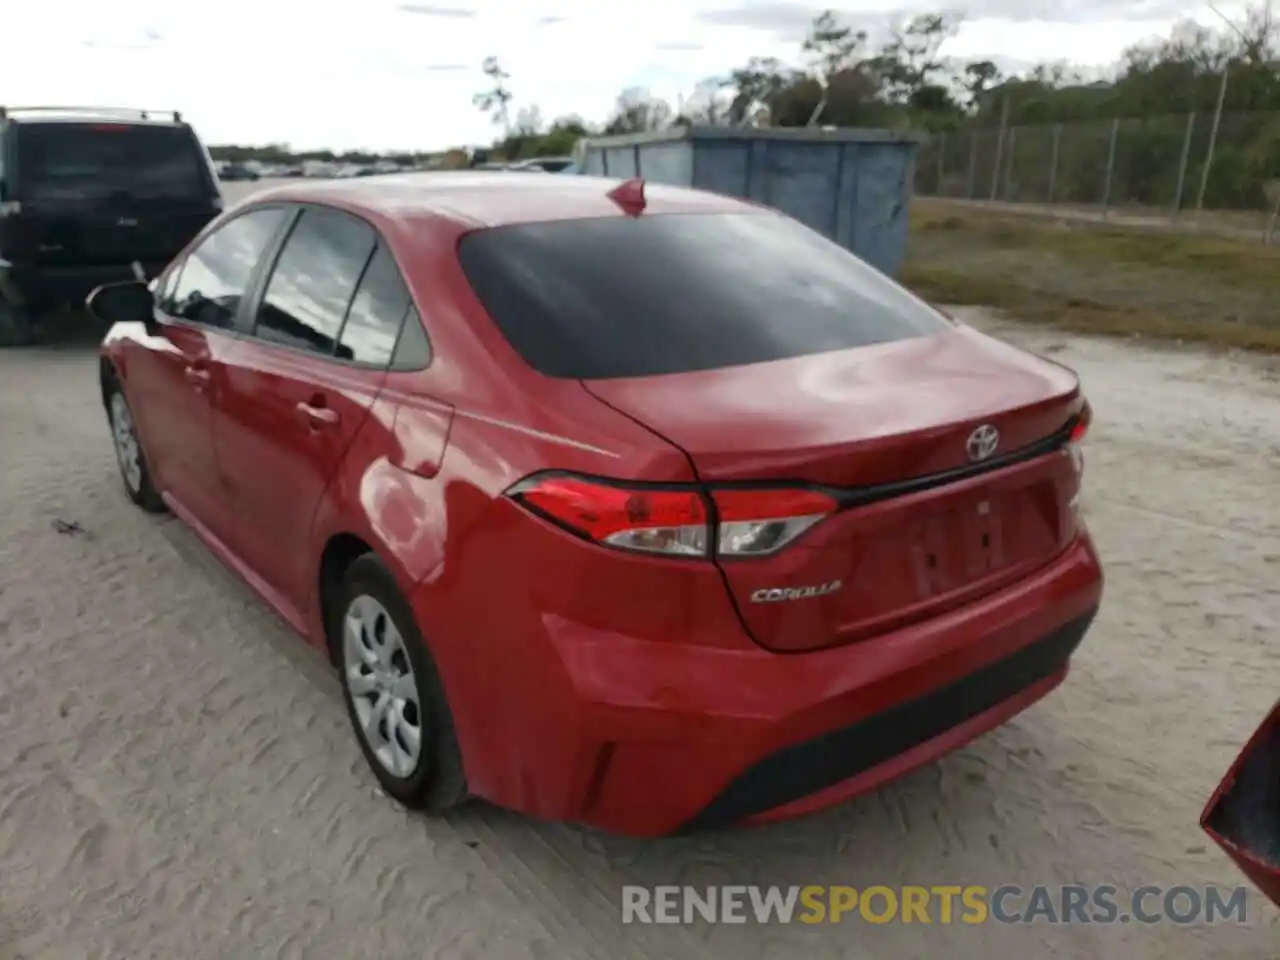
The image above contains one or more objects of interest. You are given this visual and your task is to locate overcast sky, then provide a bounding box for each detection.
[0,0,1246,152]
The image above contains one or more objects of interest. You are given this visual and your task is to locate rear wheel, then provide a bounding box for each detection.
[105,380,167,512]
[334,554,468,811]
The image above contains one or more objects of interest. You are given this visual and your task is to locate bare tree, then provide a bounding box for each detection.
[802,10,868,126]
[514,105,544,136]
[472,56,513,135]
[604,87,673,134]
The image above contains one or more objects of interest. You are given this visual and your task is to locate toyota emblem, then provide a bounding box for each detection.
[965,424,1000,462]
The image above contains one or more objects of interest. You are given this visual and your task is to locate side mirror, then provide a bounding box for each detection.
[86,280,158,333]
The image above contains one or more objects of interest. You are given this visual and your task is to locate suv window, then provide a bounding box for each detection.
[13,122,214,202]
[167,208,287,329]
[457,211,951,379]
[336,242,416,367]
[254,207,376,356]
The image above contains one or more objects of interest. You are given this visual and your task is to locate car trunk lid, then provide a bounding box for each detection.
[583,326,1087,652]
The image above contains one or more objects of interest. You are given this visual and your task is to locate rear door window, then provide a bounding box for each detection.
[335,242,414,367]
[14,122,214,202]
[253,206,376,356]
[391,307,432,371]
[167,208,288,329]
[457,211,951,379]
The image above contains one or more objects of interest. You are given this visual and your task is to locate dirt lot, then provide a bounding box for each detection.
[0,311,1276,959]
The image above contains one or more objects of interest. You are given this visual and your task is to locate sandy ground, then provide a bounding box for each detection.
[1,305,1278,959]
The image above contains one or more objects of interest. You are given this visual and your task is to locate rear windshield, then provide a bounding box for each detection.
[457,211,950,379]
[15,122,213,202]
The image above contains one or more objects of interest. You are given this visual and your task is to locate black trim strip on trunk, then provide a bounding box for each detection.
[675,607,1098,834]
[703,415,1081,512]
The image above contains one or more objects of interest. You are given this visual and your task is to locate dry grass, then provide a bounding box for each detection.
[903,198,1280,351]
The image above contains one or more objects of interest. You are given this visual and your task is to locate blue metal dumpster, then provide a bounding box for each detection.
[578,126,920,278]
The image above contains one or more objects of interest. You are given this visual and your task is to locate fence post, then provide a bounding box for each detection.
[1101,117,1119,217]
[1172,111,1195,221]
[966,132,978,198]
[1003,126,1017,201]
[936,132,946,195]
[1048,124,1061,203]
[1266,188,1280,246]
[989,96,1010,202]
[1196,65,1229,216]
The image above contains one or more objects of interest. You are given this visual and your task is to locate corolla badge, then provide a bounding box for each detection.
[750,581,842,603]
[965,424,1000,462]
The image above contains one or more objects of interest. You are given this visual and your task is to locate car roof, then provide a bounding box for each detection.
[241,172,758,230]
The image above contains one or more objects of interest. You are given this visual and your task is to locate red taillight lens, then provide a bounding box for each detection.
[507,475,837,558]
[712,488,837,557]
[1070,399,1091,444]
[510,475,709,557]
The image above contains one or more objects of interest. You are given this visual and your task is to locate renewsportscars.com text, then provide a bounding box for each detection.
[621,884,1252,926]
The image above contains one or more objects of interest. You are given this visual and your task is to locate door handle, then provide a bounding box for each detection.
[296,401,339,429]
[184,365,210,387]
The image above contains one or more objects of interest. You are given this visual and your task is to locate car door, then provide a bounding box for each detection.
[123,205,290,532]
[213,204,400,610]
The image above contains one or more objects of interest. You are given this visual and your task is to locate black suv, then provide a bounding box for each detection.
[0,106,224,345]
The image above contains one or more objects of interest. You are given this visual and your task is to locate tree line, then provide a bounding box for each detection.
[475,3,1279,209]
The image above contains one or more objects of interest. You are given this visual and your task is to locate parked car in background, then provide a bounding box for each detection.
[507,156,575,173]
[1201,698,1280,907]
[90,173,1102,837]
[218,162,259,182]
[0,105,223,346]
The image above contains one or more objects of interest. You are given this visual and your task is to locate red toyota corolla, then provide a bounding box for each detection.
[90,173,1104,837]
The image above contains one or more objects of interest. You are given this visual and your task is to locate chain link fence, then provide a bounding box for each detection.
[914,112,1280,243]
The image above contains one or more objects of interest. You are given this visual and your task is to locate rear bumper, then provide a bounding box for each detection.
[0,260,169,308]
[422,531,1104,837]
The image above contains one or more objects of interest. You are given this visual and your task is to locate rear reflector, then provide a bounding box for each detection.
[508,474,837,558]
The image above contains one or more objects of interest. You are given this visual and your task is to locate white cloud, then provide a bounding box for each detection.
[0,0,1240,151]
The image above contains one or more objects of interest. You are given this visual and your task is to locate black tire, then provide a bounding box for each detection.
[103,377,167,513]
[333,554,468,811]
[0,293,34,347]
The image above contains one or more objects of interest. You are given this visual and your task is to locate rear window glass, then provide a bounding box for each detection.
[15,122,212,202]
[456,212,950,380]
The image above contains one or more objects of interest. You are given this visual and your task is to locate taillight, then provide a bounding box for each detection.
[1067,400,1091,476]
[507,474,837,559]
[1069,399,1091,445]
[510,475,709,556]
[711,488,836,557]
[1066,400,1091,520]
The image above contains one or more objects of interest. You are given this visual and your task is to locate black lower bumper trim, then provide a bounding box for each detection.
[677,608,1098,833]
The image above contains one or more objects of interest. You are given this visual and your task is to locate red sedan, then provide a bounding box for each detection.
[90,174,1104,837]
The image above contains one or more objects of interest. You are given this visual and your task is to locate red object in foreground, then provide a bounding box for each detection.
[1201,700,1280,908]
[93,174,1106,836]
